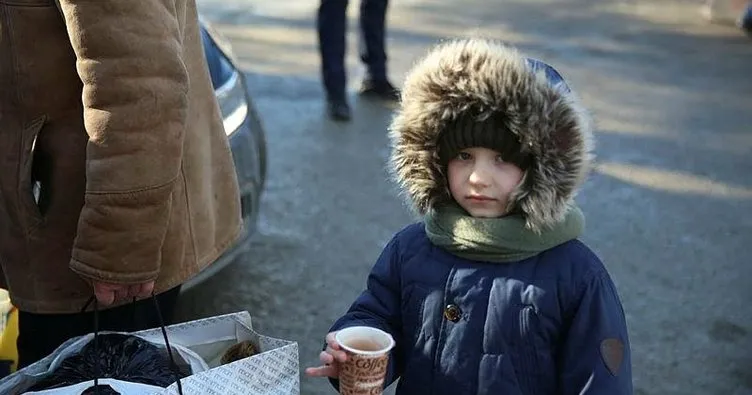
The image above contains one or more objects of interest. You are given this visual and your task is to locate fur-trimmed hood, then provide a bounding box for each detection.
[389,39,594,231]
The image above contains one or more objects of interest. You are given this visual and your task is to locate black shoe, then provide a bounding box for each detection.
[359,79,400,101]
[327,98,352,121]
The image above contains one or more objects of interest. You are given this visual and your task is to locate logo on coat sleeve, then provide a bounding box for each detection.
[599,338,625,376]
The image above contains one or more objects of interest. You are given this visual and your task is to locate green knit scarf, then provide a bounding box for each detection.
[424,202,585,262]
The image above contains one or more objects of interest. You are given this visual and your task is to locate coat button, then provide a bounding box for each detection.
[444,304,462,322]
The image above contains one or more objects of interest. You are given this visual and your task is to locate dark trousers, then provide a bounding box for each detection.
[16,286,181,369]
[317,0,389,99]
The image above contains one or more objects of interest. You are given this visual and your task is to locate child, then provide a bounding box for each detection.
[306,38,633,394]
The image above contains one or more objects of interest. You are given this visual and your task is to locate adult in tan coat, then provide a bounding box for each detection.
[0,0,241,366]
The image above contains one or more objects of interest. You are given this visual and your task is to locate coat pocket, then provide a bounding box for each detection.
[513,305,558,393]
[17,115,46,227]
[516,305,542,371]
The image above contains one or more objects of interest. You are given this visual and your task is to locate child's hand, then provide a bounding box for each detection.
[305,332,347,379]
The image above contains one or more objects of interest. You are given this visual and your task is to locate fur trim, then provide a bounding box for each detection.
[388,39,594,232]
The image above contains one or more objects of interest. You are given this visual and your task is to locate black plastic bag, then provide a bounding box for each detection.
[27,334,188,391]
[81,384,121,395]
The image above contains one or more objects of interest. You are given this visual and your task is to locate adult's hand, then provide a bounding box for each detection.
[93,281,155,306]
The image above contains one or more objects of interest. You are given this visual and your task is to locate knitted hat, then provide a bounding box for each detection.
[437,111,532,170]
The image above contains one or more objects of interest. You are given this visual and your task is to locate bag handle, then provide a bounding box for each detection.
[81,295,185,395]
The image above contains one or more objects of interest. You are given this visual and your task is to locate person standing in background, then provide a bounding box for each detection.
[317,0,401,121]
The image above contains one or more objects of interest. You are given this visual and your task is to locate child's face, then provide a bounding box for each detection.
[446,147,524,218]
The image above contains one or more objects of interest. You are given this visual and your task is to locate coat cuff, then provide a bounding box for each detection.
[70,257,160,284]
[69,181,175,284]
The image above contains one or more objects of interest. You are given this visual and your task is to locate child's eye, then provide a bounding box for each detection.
[495,155,505,163]
[457,152,472,160]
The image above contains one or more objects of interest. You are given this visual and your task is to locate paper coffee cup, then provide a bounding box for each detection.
[336,326,395,395]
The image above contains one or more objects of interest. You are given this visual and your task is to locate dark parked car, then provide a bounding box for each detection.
[182,21,267,290]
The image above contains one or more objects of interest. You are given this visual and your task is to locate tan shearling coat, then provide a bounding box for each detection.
[0,0,242,313]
